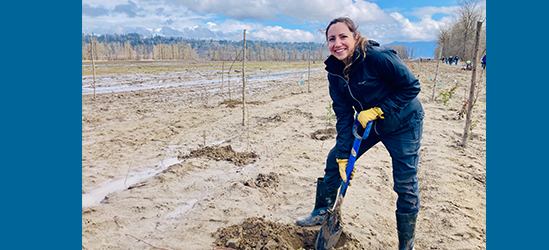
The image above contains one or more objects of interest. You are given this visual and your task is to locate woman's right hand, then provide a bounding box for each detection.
[337,158,355,183]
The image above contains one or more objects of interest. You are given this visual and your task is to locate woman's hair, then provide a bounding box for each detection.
[325,17,368,79]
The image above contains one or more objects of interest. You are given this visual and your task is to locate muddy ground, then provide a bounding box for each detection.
[82,60,486,249]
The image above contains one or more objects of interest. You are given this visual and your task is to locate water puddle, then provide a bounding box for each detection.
[165,198,199,218]
[82,157,181,208]
[82,69,322,95]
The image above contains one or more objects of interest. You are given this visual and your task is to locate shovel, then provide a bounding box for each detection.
[315,118,373,250]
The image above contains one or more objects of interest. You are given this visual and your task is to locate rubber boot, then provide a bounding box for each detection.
[296,178,338,227]
[396,211,418,250]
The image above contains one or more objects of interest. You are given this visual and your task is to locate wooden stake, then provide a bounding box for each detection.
[89,35,97,100]
[461,21,483,147]
[431,43,443,101]
[242,29,247,126]
[221,61,224,98]
[308,45,311,93]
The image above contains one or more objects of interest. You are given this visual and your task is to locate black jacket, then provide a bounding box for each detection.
[325,42,424,159]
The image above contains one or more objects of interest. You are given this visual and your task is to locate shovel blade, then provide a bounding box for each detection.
[315,196,344,250]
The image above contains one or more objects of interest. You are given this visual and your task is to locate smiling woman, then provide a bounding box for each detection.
[326,22,358,61]
[296,16,425,250]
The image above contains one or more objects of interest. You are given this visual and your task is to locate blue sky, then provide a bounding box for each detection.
[82,0,461,45]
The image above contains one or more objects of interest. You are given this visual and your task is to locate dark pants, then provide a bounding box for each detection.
[323,119,423,214]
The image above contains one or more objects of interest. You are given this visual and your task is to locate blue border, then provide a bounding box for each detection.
[490,0,546,248]
[2,2,81,248]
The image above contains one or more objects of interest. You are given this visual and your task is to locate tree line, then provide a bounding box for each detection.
[82,33,333,62]
[435,0,486,61]
[82,33,418,62]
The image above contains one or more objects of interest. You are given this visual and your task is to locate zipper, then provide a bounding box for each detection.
[328,72,364,112]
[331,71,377,136]
[327,49,384,136]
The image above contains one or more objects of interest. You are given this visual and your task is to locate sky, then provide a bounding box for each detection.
[82,0,460,45]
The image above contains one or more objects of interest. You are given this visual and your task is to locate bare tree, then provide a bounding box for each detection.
[455,0,486,60]
[390,45,409,60]
[435,24,451,58]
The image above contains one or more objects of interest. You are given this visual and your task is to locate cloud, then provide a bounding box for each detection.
[410,6,458,20]
[169,0,272,21]
[195,19,317,42]
[168,0,394,23]
[82,4,109,17]
[250,26,316,42]
[378,6,458,43]
[355,6,457,45]
[113,1,140,18]
[82,0,457,43]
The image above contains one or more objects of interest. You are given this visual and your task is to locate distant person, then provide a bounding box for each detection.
[454,56,459,65]
[481,54,486,69]
[295,17,424,250]
[449,56,453,65]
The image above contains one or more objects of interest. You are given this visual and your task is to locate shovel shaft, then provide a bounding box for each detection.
[340,119,372,197]
[315,119,373,250]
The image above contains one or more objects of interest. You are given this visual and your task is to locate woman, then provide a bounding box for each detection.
[296,17,424,250]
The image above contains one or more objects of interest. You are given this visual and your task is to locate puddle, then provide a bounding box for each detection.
[82,77,227,95]
[82,69,322,95]
[82,158,181,208]
[211,139,225,145]
[165,198,199,218]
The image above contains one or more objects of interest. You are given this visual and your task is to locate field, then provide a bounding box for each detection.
[82,59,486,249]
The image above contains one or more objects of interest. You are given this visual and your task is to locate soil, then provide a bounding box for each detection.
[82,60,486,250]
[310,128,337,141]
[212,217,363,250]
[181,145,259,167]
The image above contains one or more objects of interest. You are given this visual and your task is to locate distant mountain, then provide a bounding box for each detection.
[120,27,154,37]
[385,41,437,59]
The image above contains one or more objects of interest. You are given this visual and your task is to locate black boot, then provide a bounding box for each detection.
[396,211,417,250]
[296,178,338,227]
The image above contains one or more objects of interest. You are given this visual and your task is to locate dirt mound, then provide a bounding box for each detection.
[310,128,336,141]
[257,114,285,124]
[243,172,279,188]
[180,145,259,167]
[220,99,263,108]
[212,217,364,250]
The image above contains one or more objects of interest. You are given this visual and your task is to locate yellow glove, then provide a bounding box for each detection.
[357,107,384,128]
[337,158,355,184]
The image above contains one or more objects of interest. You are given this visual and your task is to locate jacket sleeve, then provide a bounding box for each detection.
[373,50,421,115]
[328,74,355,160]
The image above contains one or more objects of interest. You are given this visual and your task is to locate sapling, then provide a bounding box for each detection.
[325,104,336,126]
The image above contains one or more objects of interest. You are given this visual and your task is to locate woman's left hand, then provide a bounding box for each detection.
[357,107,384,128]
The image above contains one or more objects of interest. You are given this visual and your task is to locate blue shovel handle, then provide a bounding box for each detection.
[340,118,373,196]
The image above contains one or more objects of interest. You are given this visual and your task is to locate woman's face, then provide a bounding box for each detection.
[327,22,357,61]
